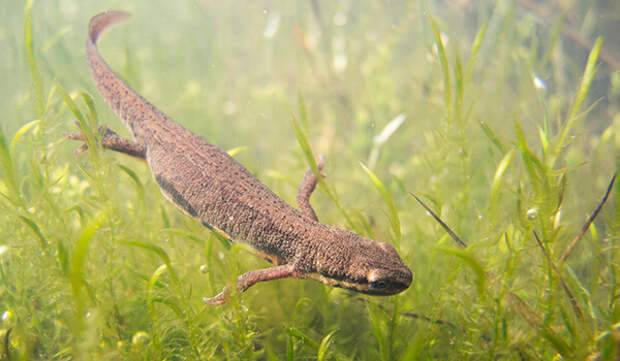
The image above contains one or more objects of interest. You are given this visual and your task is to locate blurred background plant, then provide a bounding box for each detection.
[0,0,618,359]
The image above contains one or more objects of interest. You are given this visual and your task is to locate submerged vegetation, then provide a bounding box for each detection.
[1,0,619,359]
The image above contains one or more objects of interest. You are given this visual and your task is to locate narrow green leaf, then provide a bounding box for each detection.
[81,92,99,129]
[292,297,312,321]
[479,121,505,153]
[514,116,547,190]
[151,297,184,318]
[360,163,401,245]
[0,127,19,203]
[18,215,49,249]
[490,149,515,209]
[25,0,44,117]
[541,326,573,357]
[554,37,603,163]
[58,84,101,162]
[286,327,319,350]
[160,205,170,228]
[558,305,576,344]
[567,37,602,123]
[147,264,169,320]
[429,13,451,107]
[122,240,179,285]
[226,146,248,157]
[287,333,295,361]
[57,239,70,276]
[367,303,387,361]
[465,19,488,77]
[565,266,597,332]
[10,119,40,153]
[454,51,464,115]
[58,85,86,129]
[538,125,549,156]
[71,210,108,304]
[317,329,338,361]
[435,246,486,297]
[291,113,320,179]
[117,164,145,208]
[64,205,85,227]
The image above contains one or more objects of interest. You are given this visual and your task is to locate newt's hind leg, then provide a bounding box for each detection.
[296,155,326,221]
[203,264,301,306]
[66,124,146,160]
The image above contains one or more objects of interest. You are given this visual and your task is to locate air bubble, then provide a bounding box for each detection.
[132,331,151,346]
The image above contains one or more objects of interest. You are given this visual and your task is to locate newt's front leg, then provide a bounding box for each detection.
[66,125,147,160]
[296,155,326,221]
[203,264,302,305]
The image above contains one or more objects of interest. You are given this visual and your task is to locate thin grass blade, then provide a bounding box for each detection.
[58,84,101,162]
[435,246,486,297]
[117,164,145,209]
[361,163,401,245]
[18,215,49,250]
[410,193,467,248]
[567,37,602,123]
[25,0,44,117]
[147,264,169,320]
[479,121,505,153]
[489,149,515,211]
[226,146,248,157]
[0,128,19,204]
[122,240,179,285]
[465,19,488,77]
[429,13,451,107]
[317,329,338,361]
[554,37,602,163]
[10,119,40,153]
[286,327,319,350]
[454,52,464,115]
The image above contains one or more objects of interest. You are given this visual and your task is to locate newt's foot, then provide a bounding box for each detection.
[65,134,90,155]
[65,122,147,160]
[64,122,106,154]
[203,286,231,306]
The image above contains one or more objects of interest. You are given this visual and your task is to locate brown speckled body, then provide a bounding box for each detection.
[81,11,412,301]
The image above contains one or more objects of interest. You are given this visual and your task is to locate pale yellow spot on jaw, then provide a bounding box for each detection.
[367,269,381,283]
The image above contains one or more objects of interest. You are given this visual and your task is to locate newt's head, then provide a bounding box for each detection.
[310,229,412,296]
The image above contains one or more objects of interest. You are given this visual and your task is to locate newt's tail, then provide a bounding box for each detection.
[86,11,170,140]
[88,11,130,45]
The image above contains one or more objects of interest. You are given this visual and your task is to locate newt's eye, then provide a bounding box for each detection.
[369,280,388,290]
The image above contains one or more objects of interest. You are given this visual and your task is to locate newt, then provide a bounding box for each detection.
[68,11,412,305]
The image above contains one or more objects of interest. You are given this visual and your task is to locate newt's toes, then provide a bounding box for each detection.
[64,132,85,141]
[74,144,89,155]
[64,132,89,154]
[202,287,231,306]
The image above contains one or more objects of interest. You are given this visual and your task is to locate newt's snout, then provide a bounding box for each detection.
[361,242,412,295]
[362,264,412,296]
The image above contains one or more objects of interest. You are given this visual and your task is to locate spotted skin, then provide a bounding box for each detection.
[70,11,412,305]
